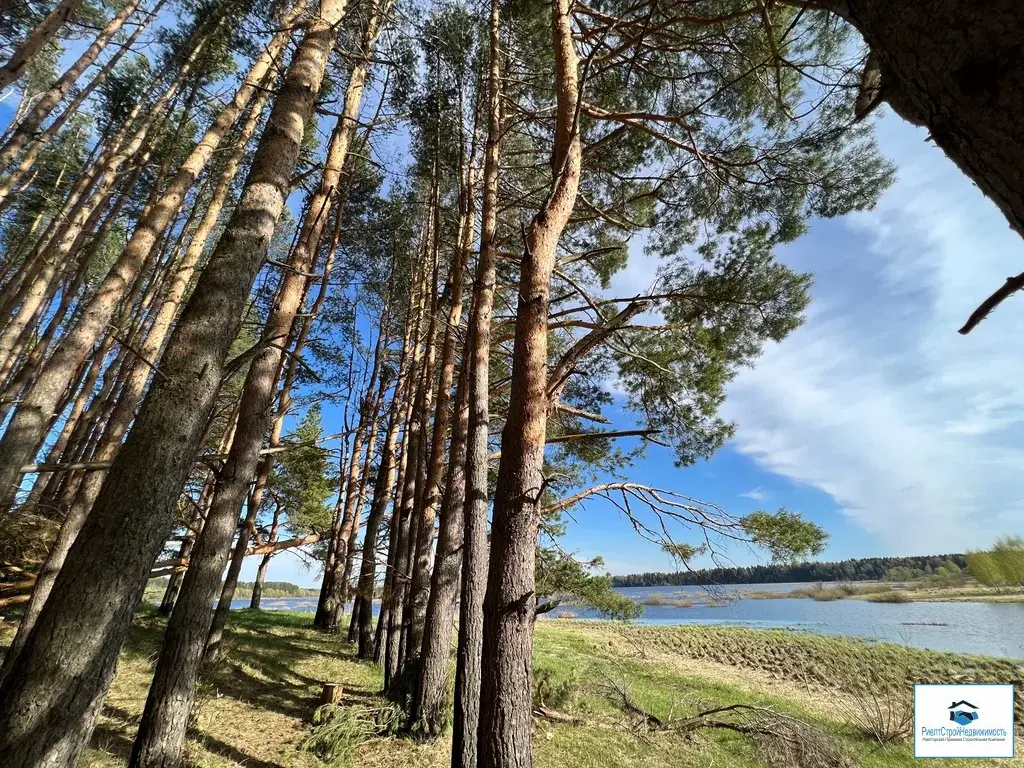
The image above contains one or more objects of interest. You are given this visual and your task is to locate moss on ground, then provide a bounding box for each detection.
[2,608,1020,767]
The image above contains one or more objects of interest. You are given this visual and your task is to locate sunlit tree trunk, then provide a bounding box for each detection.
[0,0,349,762]
[452,1,501,763]
[0,0,144,170]
[0,0,84,92]
[477,0,582,764]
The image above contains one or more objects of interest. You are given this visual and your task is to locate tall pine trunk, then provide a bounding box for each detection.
[0,1,348,763]
[811,0,1024,240]
[477,0,581,764]
[128,8,381,764]
[413,348,470,734]
[0,17,291,500]
[452,0,501,763]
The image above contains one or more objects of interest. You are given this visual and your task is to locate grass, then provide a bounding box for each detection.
[2,608,1021,767]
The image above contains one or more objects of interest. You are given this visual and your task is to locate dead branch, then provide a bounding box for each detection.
[533,706,587,725]
[958,271,1024,334]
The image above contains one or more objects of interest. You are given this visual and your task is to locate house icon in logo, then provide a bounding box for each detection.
[948,700,979,726]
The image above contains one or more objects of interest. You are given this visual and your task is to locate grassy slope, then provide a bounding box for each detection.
[1,609,1019,767]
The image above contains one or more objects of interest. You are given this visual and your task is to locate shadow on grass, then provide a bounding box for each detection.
[192,732,288,768]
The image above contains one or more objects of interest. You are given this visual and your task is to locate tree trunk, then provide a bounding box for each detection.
[821,0,1024,240]
[477,0,581,765]
[397,330,434,676]
[372,418,412,664]
[334,316,392,627]
[250,553,272,610]
[0,0,84,92]
[0,0,161,213]
[0,1,348,763]
[413,350,470,735]
[0,0,144,171]
[0,17,288,501]
[384,312,428,687]
[250,505,280,610]
[452,0,501,763]
[412,121,479,730]
[355,366,411,657]
[407,152,475,670]
[128,12,367,768]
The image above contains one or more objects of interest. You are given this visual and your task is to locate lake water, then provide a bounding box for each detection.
[233,583,1024,660]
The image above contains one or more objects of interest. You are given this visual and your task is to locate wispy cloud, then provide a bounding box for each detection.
[721,115,1024,554]
[740,487,768,503]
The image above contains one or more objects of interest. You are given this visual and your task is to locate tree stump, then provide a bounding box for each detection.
[318,683,343,708]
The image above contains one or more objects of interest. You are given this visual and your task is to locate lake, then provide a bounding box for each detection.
[232,583,1024,660]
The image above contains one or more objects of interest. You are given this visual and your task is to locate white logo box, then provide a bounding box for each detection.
[914,684,1014,758]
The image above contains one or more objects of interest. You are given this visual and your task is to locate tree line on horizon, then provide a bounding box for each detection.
[612,554,970,587]
[0,1,1021,767]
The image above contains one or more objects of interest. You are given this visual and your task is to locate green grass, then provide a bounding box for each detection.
[3,609,1020,767]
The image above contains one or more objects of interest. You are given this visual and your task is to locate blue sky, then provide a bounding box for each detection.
[254,107,1024,586]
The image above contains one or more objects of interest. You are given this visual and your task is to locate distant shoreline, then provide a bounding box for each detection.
[611,553,967,587]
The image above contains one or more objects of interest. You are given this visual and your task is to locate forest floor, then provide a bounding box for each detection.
[2,609,1021,768]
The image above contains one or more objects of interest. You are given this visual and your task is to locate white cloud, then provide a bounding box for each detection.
[740,487,768,503]
[722,113,1024,554]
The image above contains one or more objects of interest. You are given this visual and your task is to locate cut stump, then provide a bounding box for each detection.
[318,682,343,708]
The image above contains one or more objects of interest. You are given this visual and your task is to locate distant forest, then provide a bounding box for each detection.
[611,554,969,587]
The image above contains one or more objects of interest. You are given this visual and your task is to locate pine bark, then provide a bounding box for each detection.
[413,347,469,734]
[0,0,144,171]
[0,0,84,92]
[0,1,348,763]
[477,0,581,764]
[452,0,501,763]
[0,18,289,501]
[355,331,415,658]
[128,8,367,765]
[819,0,1024,238]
